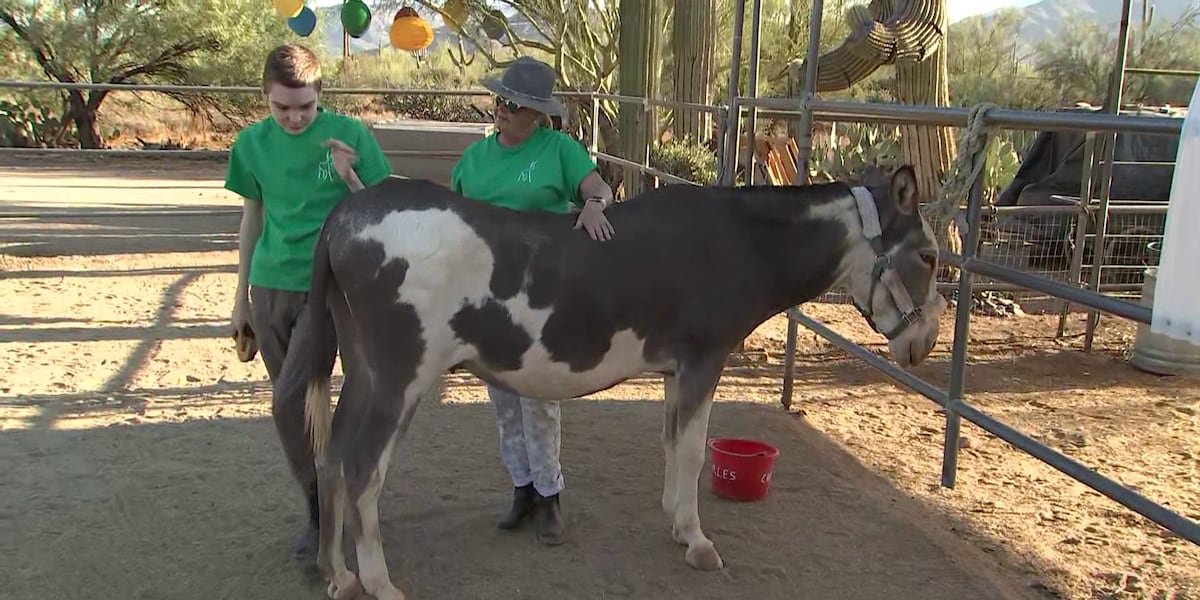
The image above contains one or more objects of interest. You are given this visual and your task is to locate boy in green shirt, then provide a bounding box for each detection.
[224,43,392,563]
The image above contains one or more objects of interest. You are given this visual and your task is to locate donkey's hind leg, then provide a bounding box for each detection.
[314,375,363,600]
[316,462,360,600]
[342,376,443,600]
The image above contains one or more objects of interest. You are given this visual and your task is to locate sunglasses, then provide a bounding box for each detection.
[494,95,524,112]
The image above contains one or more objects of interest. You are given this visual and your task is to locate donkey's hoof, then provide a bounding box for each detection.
[327,572,363,600]
[685,542,724,571]
[368,583,407,600]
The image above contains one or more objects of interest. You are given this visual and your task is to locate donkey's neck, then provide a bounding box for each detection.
[738,183,872,318]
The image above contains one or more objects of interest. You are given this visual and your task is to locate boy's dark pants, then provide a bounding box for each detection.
[249,286,337,560]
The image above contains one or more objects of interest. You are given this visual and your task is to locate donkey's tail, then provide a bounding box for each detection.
[304,224,337,459]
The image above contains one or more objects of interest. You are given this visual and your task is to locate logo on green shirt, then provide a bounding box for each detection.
[451,126,599,215]
[223,108,394,292]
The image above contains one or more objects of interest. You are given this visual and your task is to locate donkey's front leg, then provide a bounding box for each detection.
[670,358,725,571]
[661,373,680,520]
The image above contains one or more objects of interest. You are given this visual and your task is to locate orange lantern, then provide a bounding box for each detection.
[390,6,434,52]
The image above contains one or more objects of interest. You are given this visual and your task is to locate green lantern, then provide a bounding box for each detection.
[341,0,372,38]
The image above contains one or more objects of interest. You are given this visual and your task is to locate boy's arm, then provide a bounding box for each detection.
[353,122,393,187]
[224,135,263,314]
[235,197,264,305]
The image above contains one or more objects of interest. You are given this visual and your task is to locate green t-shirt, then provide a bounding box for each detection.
[450,126,598,213]
[224,108,392,292]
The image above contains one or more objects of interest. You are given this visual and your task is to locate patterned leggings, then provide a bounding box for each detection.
[488,385,564,497]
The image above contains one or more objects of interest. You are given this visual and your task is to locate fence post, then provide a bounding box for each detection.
[590,94,601,155]
[941,147,989,488]
[779,0,824,409]
[1058,132,1098,338]
[1085,140,1118,351]
[719,0,746,187]
[740,0,764,186]
[721,98,742,187]
[714,105,729,182]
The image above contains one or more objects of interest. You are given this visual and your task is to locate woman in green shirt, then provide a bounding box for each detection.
[451,57,615,545]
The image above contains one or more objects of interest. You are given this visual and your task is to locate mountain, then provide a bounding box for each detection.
[973,0,1199,48]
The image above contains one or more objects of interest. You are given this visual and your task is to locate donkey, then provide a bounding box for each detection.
[300,165,946,599]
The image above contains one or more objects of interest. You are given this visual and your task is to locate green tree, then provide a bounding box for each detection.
[1034,6,1200,107]
[0,0,295,148]
[946,8,1056,111]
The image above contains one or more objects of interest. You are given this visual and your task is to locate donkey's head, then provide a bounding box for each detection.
[840,165,947,368]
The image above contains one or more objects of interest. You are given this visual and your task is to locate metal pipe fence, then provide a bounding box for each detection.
[0,80,490,96]
[0,78,713,190]
[740,0,1199,549]
[3,14,1197,551]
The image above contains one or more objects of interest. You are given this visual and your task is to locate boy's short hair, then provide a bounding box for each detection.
[262,44,322,93]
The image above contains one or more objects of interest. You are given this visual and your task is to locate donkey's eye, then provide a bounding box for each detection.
[920,251,937,271]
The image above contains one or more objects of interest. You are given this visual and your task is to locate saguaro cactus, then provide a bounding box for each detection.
[671,0,716,143]
[794,0,959,255]
[617,0,660,197]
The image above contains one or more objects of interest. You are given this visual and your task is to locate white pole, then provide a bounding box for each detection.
[1149,77,1200,345]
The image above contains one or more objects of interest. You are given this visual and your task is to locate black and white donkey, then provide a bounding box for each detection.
[300,164,947,599]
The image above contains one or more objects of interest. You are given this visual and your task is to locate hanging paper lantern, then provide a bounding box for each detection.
[440,0,468,34]
[481,8,507,41]
[341,0,372,38]
[390,7,434,52]
[287,6,317,37]
[272,0,304,19]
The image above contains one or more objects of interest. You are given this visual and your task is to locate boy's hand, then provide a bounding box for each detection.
[323,138,363,189]
[230,296,256,362]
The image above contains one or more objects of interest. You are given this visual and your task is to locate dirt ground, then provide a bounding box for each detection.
[1,155,1197,600]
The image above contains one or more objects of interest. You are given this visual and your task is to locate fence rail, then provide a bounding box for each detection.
[740,95,1184,136]
[0,79,490,96]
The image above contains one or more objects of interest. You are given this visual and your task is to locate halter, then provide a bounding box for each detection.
[847,186,948,341]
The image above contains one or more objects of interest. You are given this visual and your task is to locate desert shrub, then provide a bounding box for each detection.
[327,48,491,123]
[649,138,718,185]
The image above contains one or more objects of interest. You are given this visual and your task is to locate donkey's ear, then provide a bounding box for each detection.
[889,165,919,215]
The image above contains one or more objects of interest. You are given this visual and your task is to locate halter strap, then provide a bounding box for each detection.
[847,186,945,340]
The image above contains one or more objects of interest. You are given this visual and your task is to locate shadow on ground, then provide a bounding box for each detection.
[0,202,240,256]
[0,387,1051,600]
[0,154,228,181]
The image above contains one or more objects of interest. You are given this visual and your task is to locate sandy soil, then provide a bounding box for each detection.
[1,155,1197,600]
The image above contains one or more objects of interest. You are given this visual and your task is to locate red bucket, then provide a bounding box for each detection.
[708,437,780,501]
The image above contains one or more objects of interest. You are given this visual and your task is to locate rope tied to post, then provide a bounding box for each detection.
[925,102,1002,223]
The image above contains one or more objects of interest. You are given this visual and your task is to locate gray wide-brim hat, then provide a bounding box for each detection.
[481,56,567,120]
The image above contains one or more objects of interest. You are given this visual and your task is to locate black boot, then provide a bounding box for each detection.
[533,492,565,546]
[497,483,535,530]
[293,482,320,562]
[292,522,319,561]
